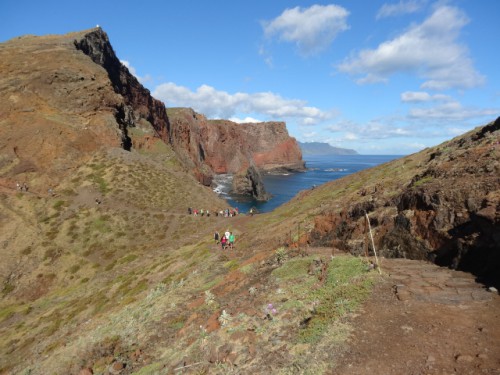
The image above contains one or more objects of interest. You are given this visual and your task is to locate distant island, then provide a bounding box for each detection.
[298,141,358,156]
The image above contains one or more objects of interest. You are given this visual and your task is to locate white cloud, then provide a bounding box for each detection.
[337,6,485,90]
[263,4,349,56]
[152,82,331,125]
[258,45,274,68]
[408,102,499,120]
[345,132,359,140]
[120,60,151,84]
[405,142,427,149]
[302,131,318,139]
[376,0,425,19]
[327,120,414,140]
[229,116,261,123]
[401,91,451,102]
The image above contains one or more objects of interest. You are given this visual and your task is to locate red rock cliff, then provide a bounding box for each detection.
[0,28,304,197]
[0,28,171,185]
[167,108,305,180]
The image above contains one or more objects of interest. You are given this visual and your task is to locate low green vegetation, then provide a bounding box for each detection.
[272,255,374,344]
[413,175,434,187]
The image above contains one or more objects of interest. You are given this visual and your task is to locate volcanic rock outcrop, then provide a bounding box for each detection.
[0,28,170,190]
[307,117,500,287]
[232,164,271,201]
[0,28,304,199]
[74,28,170,147]
[166,107,305,199]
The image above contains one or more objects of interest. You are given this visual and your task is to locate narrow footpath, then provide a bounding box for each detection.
[332,258,500,375]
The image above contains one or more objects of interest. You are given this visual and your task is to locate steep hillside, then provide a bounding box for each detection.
[168,108,304,176]
[254,118,500,287]
[167,108,304,199]
[0,27,499,375]
[0,27,303,198]
[0,28,229,373]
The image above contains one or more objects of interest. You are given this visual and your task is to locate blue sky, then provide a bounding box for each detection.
[2,0,499,154]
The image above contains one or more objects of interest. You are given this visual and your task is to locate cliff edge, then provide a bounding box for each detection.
[0,28,304,199]
[167,107,305,198]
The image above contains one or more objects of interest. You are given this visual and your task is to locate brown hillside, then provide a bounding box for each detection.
[0,28,498,375]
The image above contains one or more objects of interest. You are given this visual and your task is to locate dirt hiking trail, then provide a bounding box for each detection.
[332,258,500,375]
[197,213,500,374]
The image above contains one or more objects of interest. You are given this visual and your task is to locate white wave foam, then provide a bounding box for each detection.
[212,174,233,197]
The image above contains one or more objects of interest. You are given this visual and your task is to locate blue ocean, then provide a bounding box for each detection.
[213,154,402,214]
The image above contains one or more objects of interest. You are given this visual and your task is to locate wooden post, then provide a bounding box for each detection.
[364,214,369,258]
[365,213,381,274]
[297,222,300,252]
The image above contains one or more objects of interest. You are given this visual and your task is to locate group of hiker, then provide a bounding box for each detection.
[214,229,235,250]
[214,229,236,250]
[16,181,29,192]
[187,207,239,217]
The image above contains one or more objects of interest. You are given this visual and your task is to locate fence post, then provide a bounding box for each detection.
[365,212,381,274]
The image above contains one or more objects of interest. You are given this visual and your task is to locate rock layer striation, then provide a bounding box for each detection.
[307,117,500,287]
[167,108,304,198]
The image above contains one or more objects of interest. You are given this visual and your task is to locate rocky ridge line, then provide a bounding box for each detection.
[308,117,500,287]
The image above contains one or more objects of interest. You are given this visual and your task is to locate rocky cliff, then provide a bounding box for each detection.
[167,107,305,197]
[74,28,170,146]
[0,28,171,190]
[232,164,271,201]
[0,28,304,199]
[307,117,500,287]
[74,30,305,197]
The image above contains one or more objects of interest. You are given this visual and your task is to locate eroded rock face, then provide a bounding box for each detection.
[74,28,170,145]
[232,165,271,201]
[0,29,122,187]
[167,108,305,185]
[0,28,174,188]
[307,117,500,287]
[1,28,303,198]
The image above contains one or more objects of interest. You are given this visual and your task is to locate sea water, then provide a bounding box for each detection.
[213,154,402,214]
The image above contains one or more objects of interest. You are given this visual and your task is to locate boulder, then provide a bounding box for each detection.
[232,165,270,201]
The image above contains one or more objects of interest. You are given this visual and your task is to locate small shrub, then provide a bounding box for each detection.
[413,176,433,187]
[218,310,232,326]
[240,263,255,274]
[43,247,62,262]
[104,261,116,271]
[204,290,216,305]
[2,282,15,296]
[223,260,239,271]
[275,247,288,264]
[52,200,66,210]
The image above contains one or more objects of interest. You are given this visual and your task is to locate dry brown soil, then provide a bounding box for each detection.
[331,258,500,375]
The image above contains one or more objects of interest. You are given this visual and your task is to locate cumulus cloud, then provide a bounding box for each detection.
[327,120,413,140]
[376,0,425,19]
[302,131,318,139]
[152,82,330,125]
[120,60,151,84]
[263,4,349,56]
[408,102,499,120]
[229,116,261,123]
[401,91,451,102]
[337,5,485,90]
